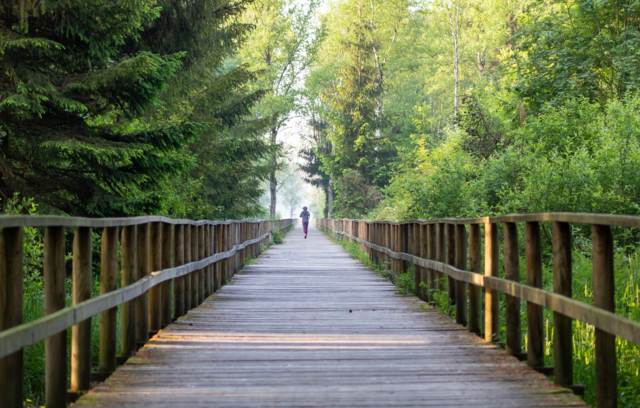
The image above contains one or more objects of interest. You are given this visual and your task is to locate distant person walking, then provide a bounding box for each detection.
[300,206,311,239]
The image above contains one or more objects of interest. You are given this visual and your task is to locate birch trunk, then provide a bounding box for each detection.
[269,126,277,219]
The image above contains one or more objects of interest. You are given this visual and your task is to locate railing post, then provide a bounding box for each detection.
[136,223,150,347]
[148,222,162,333]
[44,226,66,408]
[402,223,410,273]
[218,224,226,287]
[198,225,205,304]
[385,223,391,267]
[174,224,185,319]
[0,227,24,408]
[121,225,137,357]
[446,223,456,306]
[455,224,467,327]
[375,222,379,261]
[214,224,220,292]
[415,223,424,300]
[592,224,616,408]
[525,222,544,368]
[393,224,403,280]
[99,226,118,373]
[503,222,521,355]
[468,223,481,336]
[553,221,572,387]
[191,223,199,307]
[435,223,446,296]
[416,224,429,302]
[233,222,239,275]
[427,224,437,303]
[71,227,92,393]
[484,222,499,342]
[205,224,211,297]
[184,225,192,311]
[161,223,172,327]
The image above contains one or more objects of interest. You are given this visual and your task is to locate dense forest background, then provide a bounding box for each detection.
[4,0,640,407]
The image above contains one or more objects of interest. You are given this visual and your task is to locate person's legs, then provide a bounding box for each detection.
[303,221,309,237]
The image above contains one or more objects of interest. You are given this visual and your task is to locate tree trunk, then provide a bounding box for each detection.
[450,2,461,122]
[452,23,459,120]
[327,179,334,218]
[269,126,278,219]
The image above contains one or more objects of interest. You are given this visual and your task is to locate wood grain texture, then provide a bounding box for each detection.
[74,225,587,408]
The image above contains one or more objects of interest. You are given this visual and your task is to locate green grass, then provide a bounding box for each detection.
[319,226,640,408]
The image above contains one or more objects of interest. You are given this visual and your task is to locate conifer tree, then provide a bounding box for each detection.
[319,0,393,217]
[0,0,198,215]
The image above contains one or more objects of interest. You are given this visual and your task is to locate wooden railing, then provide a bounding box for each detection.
[0,216,296,408]
[318,214,640,408]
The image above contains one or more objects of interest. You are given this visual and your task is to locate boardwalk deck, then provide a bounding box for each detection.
[73,225,588,408]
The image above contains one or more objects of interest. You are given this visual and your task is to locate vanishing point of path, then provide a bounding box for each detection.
[74,225,587,407]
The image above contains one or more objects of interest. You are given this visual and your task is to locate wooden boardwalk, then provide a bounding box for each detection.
[74,224,588,408]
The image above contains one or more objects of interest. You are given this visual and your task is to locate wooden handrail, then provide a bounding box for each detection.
[0,217,297,408]
[317,216,640,408]
[337,212,640,228]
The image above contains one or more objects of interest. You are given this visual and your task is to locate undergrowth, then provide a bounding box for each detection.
[272,228,285,244]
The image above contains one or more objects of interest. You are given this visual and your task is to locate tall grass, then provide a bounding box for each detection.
[322,228,640,408]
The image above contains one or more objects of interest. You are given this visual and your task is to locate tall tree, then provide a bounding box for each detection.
[299,117,333,217]
[125,0,277,219]
[0,0,199,215]
[238,0,320,218]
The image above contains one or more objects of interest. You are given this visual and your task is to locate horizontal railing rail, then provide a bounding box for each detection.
[317,214,640,408]
[0,217,297,408]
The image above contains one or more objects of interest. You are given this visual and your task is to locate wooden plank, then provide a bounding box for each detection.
[161,223,173,327]
[484,222,499,343]
[553,222,573,387]
[198,225,205,304]
[0,227,23,408]
[99,227,118,374]
[72,224,588,408]
[426,224,436,303]
[503,222,521,355]
[592,224,616,408]
[174,225,185,319]
[136,223,150,346]
[454,224,467,327]
[446,224,456,306]
[467,224,481,336]
[71,227,93,392]
[525,222,544,369]
[121,225,137,357]
[0,215,286,228]
[149,222,162,332]
[44,226,67,408]
[184,225,192,312]
[191,224,199,307]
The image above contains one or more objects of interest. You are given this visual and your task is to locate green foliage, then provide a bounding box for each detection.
[0,0,281,219]
[272,228,285,244]
[508,0,640,111]
[0,1,203,216]
[394,266,415,295]
[301,0,412,218]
